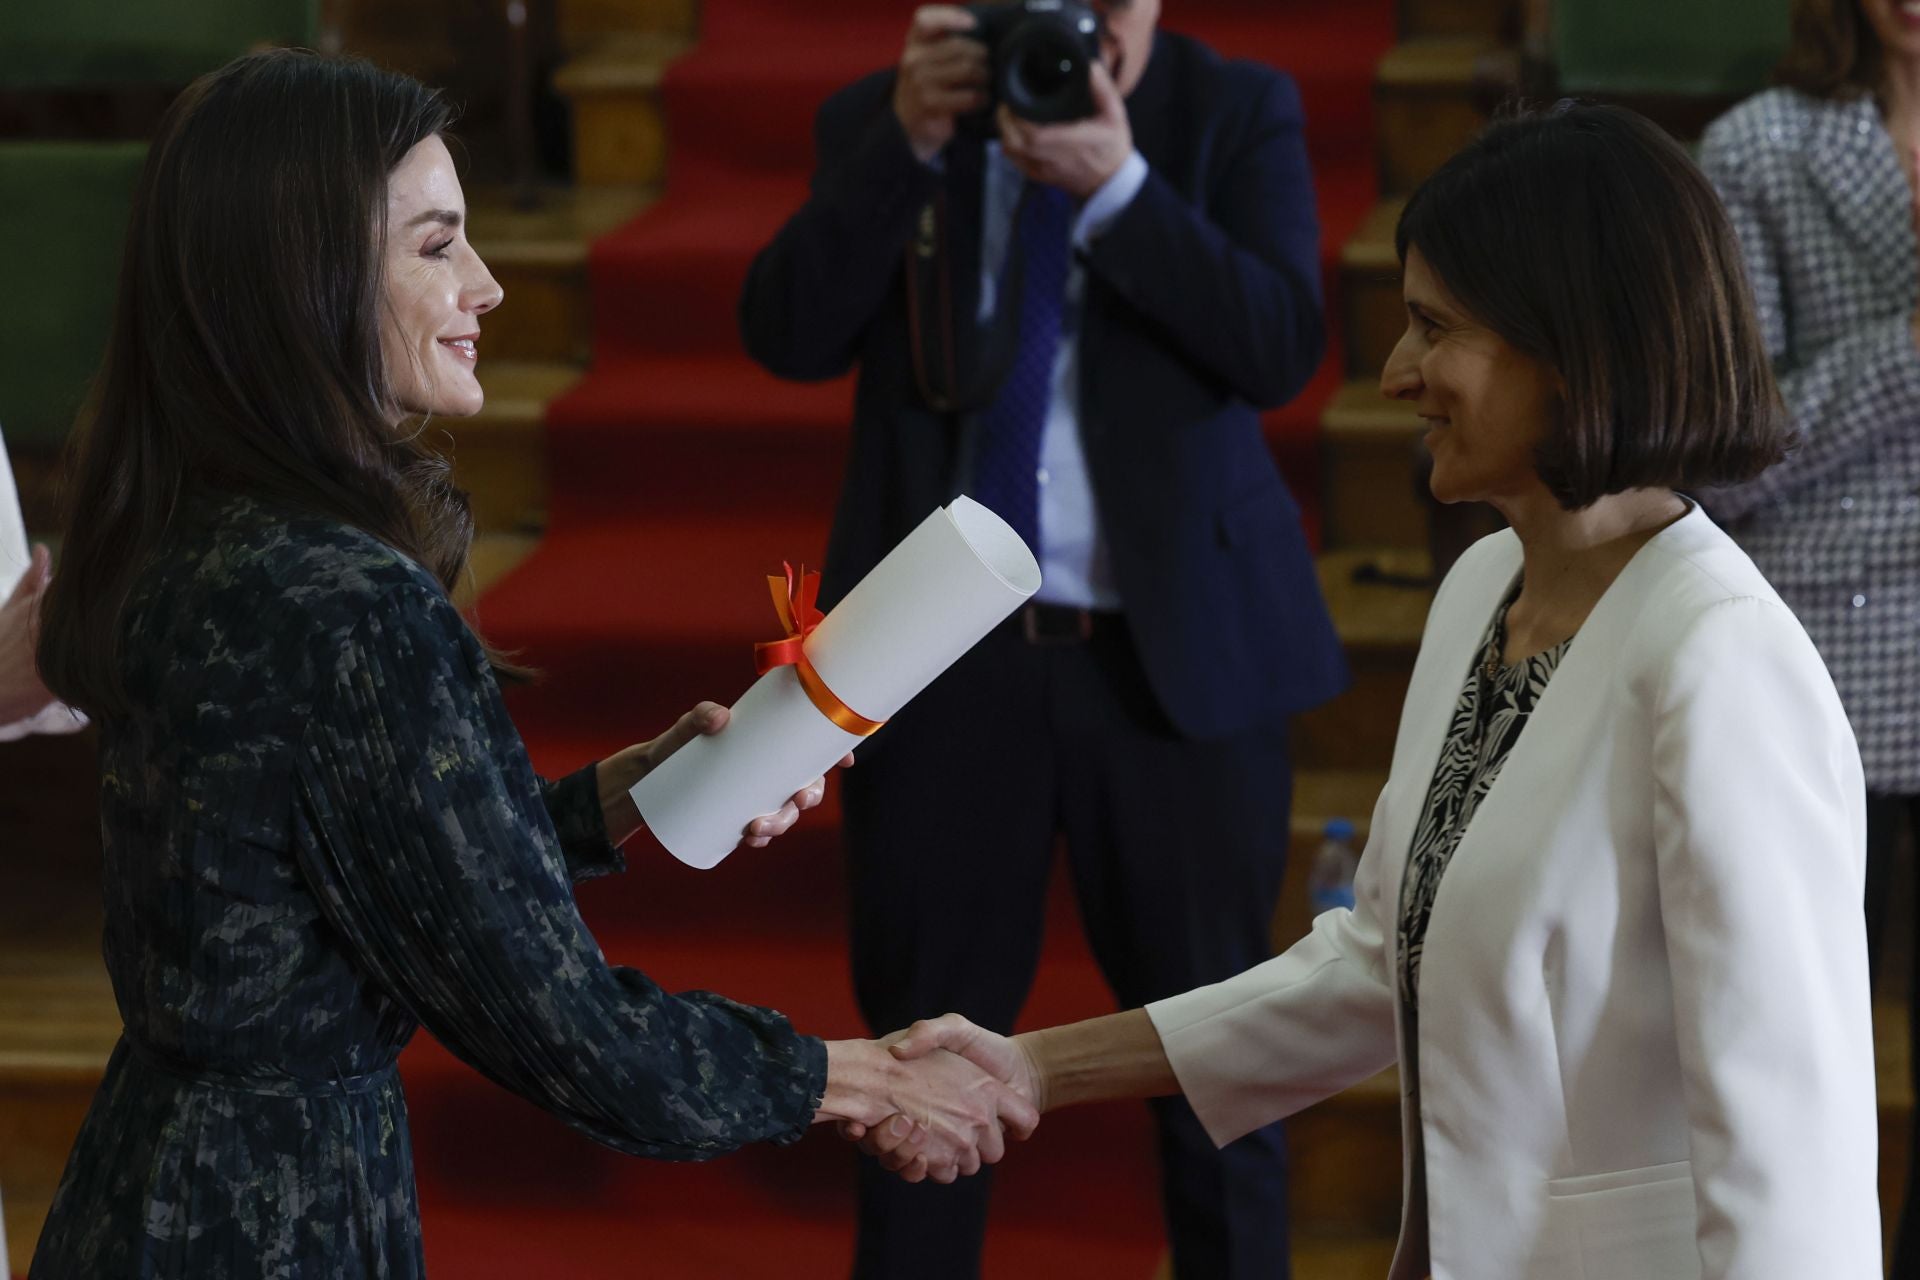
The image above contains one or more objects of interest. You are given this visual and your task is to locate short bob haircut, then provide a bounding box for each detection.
[1775,0,1881,99]
[1396,102,1791,511]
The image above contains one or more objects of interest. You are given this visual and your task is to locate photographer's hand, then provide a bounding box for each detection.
[894,6,989,165]
[997,60,1133,201]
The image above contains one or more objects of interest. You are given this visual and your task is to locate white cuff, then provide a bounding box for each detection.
[1073,150,1148,248]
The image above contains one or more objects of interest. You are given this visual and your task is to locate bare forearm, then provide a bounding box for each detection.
[1016,1009,1178,1112]
[818,1038,900,1127]
[595,748,646,847]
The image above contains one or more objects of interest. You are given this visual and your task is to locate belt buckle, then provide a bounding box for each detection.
[1023,604,1093,645]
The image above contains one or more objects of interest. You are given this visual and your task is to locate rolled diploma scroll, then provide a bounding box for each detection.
[631,496,1041,868]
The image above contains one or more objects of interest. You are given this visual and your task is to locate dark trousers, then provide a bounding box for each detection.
[843,609,1295,1280]
[1869,794,1920,1279]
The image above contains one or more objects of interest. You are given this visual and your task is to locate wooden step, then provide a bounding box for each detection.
[429,360,577,534]
[1296,547,1434,772]
[560,0,697,51]
[1375,38,1518,197]
[1278,769,1390,952]
[1322,380,1429,552]
[553,34,692,188]
[456,531,545,611]
[0,729,110,1278]
[1288,1233,1402,1276]
[1338,197,1407,380]
[1882,996,1916,1258]
[469,184,654,366]
[1290,1068,1406,1236]
[1400,0,1518,40]
[1155,1232,1402,1280]
[1275,770,1398,1231]
[0,1008,115,1275]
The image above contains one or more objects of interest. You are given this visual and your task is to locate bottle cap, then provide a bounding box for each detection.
[1323,817,1356,843]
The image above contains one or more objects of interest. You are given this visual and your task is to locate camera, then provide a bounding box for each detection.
[963,0,1107,126]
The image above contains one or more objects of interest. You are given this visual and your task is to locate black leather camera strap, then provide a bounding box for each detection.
[906,185,1030,415]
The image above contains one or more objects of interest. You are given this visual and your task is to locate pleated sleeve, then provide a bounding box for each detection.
[537,765,626,883]
[291,580,827,1159]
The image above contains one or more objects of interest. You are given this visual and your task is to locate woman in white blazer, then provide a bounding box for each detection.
[850,104,1883,1278]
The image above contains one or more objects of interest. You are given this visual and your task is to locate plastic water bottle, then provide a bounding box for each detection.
[1307,818,1359,915]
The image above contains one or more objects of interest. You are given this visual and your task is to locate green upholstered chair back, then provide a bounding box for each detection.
[0,143,148,447]
[1550,0,1792,98]
[0,0,318,88]
[0,2,319,446]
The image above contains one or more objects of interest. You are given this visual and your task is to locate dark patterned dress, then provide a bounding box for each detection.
[29,499,827,1279]
[1397,583,1570,1265]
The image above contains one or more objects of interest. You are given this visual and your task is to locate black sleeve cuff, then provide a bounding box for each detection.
[539,764,627,883]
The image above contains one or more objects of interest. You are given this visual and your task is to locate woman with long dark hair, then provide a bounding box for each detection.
[29,49,1031,1278]
[1697,1,1920,1269]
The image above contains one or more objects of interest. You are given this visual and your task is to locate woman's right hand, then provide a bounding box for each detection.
[818,1036,1038,1183]
[596,702,852,848]
[846,1015,1045,1179]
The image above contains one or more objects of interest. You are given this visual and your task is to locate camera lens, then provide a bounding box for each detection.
[1001,22,1093,122]
[1012,38,1078,99]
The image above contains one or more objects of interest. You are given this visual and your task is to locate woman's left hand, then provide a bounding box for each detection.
[595,702,852,848]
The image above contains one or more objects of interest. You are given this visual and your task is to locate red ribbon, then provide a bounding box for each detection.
[754,563,885,736]
[754,562,826,676]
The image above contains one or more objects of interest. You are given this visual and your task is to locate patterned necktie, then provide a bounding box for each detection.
[972,183,1073,556]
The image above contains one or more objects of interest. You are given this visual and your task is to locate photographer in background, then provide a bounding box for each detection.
[742,3,1345,1275]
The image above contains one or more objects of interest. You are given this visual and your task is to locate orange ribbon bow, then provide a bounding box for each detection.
[755,563,886,737]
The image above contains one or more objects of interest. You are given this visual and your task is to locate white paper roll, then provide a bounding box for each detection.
[631,496,1040,869]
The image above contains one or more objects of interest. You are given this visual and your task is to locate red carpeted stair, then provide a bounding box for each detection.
[416,3,1393,1275]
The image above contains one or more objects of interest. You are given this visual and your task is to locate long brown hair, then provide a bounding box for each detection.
[1776,0,1883,99]
[39,50,483,718]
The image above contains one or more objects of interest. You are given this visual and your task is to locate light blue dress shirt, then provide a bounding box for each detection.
[969,144,1149,610]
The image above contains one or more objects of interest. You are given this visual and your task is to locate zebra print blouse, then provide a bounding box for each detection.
[1398,588,1572,1008]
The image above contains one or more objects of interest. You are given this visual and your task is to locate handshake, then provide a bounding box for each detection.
[820,1013,1044,1184]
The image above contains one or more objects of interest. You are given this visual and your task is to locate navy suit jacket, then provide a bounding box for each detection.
[740,30,1348,741]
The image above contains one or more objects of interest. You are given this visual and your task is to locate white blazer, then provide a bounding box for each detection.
[1147,507,1880,1279]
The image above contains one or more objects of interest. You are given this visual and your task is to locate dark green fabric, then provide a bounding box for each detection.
[0,142,146,447]
[1553,0,1790,97]
[0,2,320,447]
[0,0,316,88]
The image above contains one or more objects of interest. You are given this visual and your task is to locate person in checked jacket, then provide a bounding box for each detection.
[1698,0,1920,1269]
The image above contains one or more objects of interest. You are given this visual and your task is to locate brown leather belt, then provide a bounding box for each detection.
[1020,602,1124,646]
